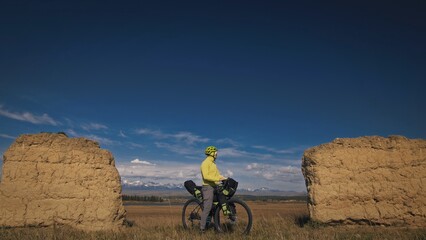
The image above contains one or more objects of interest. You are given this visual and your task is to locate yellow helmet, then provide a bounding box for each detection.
[204,146,218,156]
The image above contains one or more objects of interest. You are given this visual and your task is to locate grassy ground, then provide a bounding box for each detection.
[1,201,425,240]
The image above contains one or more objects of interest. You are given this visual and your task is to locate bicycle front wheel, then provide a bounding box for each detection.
[182,198,203,230]
[214,198,252,234]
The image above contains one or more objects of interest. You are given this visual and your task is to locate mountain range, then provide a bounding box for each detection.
[121,179,306,196]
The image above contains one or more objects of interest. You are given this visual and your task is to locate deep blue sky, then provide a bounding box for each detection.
[1,1,425,191]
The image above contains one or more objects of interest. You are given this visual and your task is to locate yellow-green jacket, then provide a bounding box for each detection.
[201,156,224,187]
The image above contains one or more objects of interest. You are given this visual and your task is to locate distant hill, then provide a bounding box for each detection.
[121,179,306,197]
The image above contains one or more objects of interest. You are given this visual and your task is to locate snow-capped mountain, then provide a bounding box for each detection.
[122,178,183,190]
[121,177,305,196]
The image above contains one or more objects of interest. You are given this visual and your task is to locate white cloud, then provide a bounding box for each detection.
[220,148,247,158]
[66,129,78,136]
[87,135,116,145]
[128,142,144,149]
[245,162,302,182]
[262,172,275,180]
[246,163,262,170]
[81,123,108,131]
[220,147,273,160]
[116,159,305,191]
[116,161,201,181]
[131,159,156,165]
[252,145,307,154]
[216,138,241,147]
[119,130,127,138]
[136,128,164,137]
[68,126,208,156]
[64,118,75,128]
[0,105,59,126]
[0,133,15,139]
[136,128,209,144]
[278,166,300,174]
[225,169,234,177]
[155,142,196,155]
[66,129,117,146]
[135,129,291,162]
[172,131,209,144]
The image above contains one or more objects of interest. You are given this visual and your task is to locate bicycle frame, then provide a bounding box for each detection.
[182,178,252,234]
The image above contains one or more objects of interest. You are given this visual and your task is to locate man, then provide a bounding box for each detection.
[199,146,228,233]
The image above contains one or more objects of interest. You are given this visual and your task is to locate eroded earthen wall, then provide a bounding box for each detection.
[302,136,426,227]
[0,133,126,231]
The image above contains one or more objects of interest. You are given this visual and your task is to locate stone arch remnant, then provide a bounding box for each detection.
[0,133,126,231]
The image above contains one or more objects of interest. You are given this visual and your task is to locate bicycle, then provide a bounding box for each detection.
[182,178,253,234]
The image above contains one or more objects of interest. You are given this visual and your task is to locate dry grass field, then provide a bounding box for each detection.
[0,201,425,240]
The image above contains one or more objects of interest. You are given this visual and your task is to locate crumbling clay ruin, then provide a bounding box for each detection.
[302,135,426,227]
[0,133,126,231]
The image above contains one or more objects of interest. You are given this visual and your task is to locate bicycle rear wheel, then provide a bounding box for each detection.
[214,198,252,234]
[182,198,203,230]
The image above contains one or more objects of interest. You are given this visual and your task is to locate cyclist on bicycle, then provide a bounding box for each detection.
[199,146,229,233]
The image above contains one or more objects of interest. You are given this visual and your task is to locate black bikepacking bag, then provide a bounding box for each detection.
[184,180,202,199]
[222,178,238,198]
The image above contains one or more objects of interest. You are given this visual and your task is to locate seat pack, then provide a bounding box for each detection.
[184,180,202,199]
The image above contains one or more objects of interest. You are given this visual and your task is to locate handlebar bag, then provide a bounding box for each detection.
[222,178,238,198]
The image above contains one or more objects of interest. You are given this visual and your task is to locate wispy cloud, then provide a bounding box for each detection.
[128,142,144,149]
[119,130,127,138]
[136,128,209,144]
[220,148,248,158]
[0,105,59,126]
[252,145,306,154]
[245,163,267,171]
[216,138,241,147]
[131,159,156,165]
[225,169,234,177]
[155,142,196,155]
[173,132,209,144]
[136,128,163,137]
[117,161,201,181]
[116,159,304,191]
[220,147,273,160]
[0,133,15,139]
[63,118,75,128]
[66,129,118,146]
[135,128,210,156]
[81,123,108,131]
[245,162,302,182]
